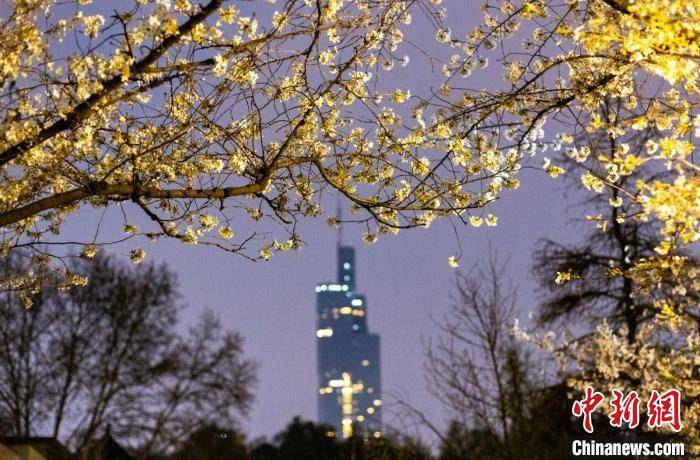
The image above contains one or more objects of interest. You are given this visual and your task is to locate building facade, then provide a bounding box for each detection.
[315,245,382,439]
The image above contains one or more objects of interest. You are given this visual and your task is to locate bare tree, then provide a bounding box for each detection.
[393,254,576,460]
[423,254,530,459]
[0,253,256,458]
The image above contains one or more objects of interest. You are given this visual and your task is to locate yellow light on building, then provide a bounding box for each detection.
[339,306,352,315]
[367,407,375,414]
[374,432,381,439]
[361,359,370,366]
[341,372,354,439]
[352,309,365,316]
[357,415,365,422]
[373,399,382,406]
[316,328,333,338]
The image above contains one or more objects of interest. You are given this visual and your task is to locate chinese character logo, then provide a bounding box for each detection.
[572,386,605,433]
[609,389,640,429]
[571,387,682,433]
[647,389,682,432]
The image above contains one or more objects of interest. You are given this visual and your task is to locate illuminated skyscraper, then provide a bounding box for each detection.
[315,245,382,439]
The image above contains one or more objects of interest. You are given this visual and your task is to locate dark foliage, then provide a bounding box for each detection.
[0,253,256,458]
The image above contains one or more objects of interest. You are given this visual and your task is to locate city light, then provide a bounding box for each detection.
[316,328,333,338]
[341,373,354,438]
[316,246,381,439]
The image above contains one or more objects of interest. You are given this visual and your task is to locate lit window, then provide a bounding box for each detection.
[352,309,365,316]
[342,284,349,291]
[339,306,352,315]
[367,388,374,394]
[315,286,321,293]
[316,328,333,338]
[326,431,335,438]
[329,284,341,291]
[357,415,365,422]
[343,263,351,270]
[374,432,381,439]
[373,399,382,406]
[352,324,359,330]
[351,299,363,306]
[361,360,370,366]
[344,275,350,281]
[367,407,375,414]
[329,379,344,387]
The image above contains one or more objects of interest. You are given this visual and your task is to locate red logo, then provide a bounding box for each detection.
[572,386,605,433]
[609,389,641,429]
[571,387,682,433]
[647,389,682,432]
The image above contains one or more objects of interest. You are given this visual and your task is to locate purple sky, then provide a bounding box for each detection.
[53,0,588,447]
[63,158,580,445]
[114,168,577,444]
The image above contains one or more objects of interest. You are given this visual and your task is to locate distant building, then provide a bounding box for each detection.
[315,245,382,439]
[0,434,132,460]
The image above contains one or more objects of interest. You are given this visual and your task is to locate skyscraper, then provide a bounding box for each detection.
[315,245,382,439]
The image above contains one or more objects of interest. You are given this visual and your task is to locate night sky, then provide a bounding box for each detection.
[58,0,588,447]
[64,168,578,444]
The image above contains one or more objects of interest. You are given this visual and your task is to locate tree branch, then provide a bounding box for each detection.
[0,179,267,228]
[0,0,224,167]
[599,0,631,15]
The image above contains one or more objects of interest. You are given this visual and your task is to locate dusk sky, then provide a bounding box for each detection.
[59,0,585,447]
[65,166,580,444]
[3,0,697,456]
